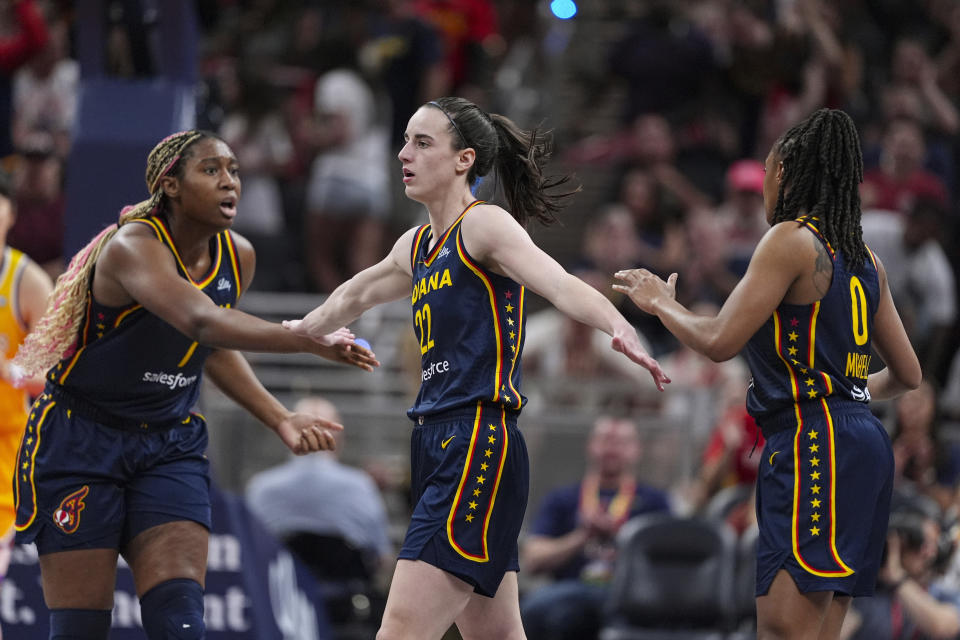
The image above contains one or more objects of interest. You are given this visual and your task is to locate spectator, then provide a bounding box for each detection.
[890,380,960,514]
[411,0,501,97]
[361,0,447,147]
[656,319,757,529]
[602,166,688,355]
[861,200,956,378]
[219,65,297,290]
[846,502,960,640]
[686,406,763,534]
[886,36,959,137]
[11,13,76,157]
[303,66,391,293]
[6,131,64,280]
[686,158,768,302]
[576,207,642,278]
[861,118,949,214]
[564,114,712,213]
[618,166,687,280]
[605,2,714,123]
[245,396,393,569]
[753,0,835,158]
[520,416,670,640]
[0,0,48,157]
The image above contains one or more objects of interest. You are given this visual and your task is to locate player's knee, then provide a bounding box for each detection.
[139,578,205,640]
[49,608,112,639]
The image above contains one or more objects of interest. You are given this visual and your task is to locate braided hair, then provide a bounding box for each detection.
[770,108,867,269]
[15,130,214,377]
[427,97,579,227]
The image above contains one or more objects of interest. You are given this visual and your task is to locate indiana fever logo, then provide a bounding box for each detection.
[53,486,89,534]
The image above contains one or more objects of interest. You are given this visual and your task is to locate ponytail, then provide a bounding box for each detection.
[488,114,578,226]
[427,97,579,227]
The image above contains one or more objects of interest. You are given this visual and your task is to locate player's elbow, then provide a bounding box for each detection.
[894,358,923,392]
[702,336,739,363]
[905,368,922,392]
[183,307,224,346]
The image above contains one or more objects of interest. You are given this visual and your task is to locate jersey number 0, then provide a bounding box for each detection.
[849,277,868,346]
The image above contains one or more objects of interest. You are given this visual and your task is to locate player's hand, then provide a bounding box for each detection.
[276,411,343,455]
[316,340,381,372]
[611,327,670,391]
[612,269,678,315]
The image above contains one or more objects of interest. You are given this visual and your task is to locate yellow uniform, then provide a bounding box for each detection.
[0,247,30,534]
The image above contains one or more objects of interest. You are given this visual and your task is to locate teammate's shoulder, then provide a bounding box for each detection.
[763,218,815,246]
[394,224,423,249]
[767,218,807,234]
[103,220,167,264]
[226,228,254,255]
[468,202,510,220]
[115,218,161,240]
[461,202,517,234]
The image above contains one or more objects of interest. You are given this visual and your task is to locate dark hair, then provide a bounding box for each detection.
[427,97,578,226]
[770,108,867,269]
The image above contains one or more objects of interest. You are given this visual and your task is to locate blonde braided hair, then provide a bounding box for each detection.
[15,130,208,377]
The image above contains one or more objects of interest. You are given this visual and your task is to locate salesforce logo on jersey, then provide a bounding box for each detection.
[0,486,331,639]
[422,359,452,381]
[142,370,198,389]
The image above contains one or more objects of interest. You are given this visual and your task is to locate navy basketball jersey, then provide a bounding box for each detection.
[48,216,243,425]
[408,201,526,417]
[744,217,880,428]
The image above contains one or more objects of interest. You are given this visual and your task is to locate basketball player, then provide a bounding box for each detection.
[11,130,378,640]
[615,109,922,640]
[285,97,670,640]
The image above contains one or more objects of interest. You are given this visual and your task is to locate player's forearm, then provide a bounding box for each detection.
[655,299,735,361]
[192,308,321,354]
[298,285,366,339]
[867,368,916,401]
[548,273,624,337]
[203,351,290,431]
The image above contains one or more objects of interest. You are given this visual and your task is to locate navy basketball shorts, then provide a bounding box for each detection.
[400,402,529,597]
[755,400,894,597]
[14,393,211,554]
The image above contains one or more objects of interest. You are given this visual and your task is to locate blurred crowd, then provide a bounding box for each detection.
[4,0,960,637]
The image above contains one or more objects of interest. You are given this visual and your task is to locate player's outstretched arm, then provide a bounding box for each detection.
[204,349,341,454]
[460,204,669,390]
[615,221,806,362]
[97,224,376,366]
[284,227,418,342]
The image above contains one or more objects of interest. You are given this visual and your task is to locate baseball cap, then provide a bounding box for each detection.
[726,159,765,194]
